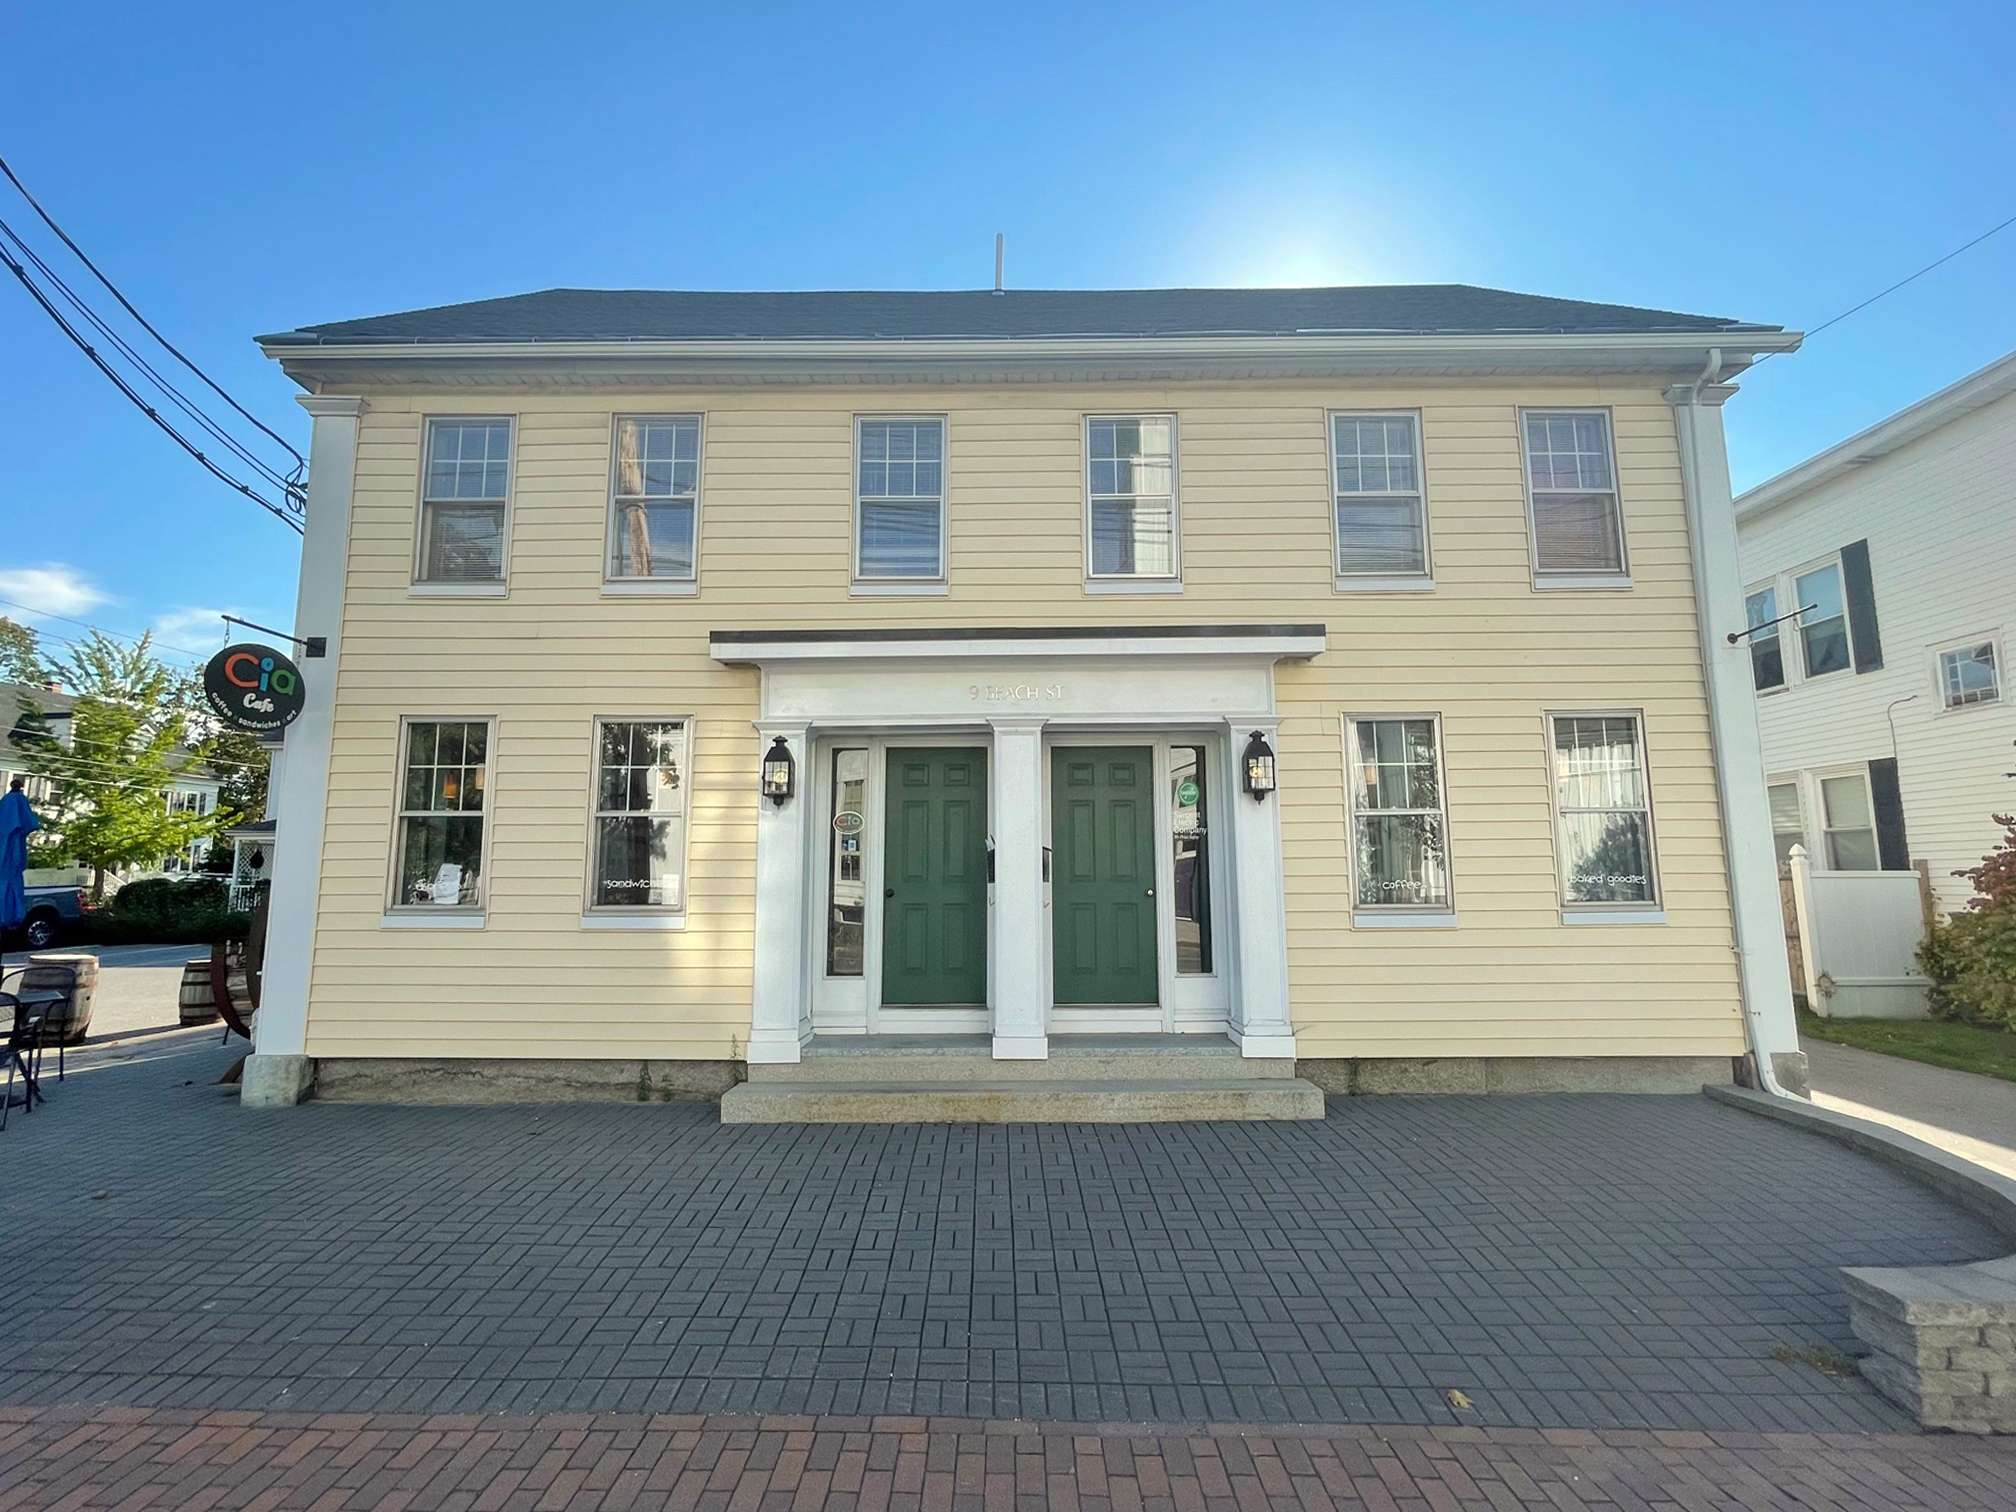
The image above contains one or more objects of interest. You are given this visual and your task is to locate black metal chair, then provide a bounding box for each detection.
[4,963,75,1085]
[0,980,47,1131]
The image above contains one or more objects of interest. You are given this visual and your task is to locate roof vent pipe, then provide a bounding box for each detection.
[993,233,1004,295]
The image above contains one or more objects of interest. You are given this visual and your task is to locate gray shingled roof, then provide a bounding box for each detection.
[261,285,1774,346]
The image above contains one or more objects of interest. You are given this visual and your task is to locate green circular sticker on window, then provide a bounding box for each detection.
[1175,779,1200,807]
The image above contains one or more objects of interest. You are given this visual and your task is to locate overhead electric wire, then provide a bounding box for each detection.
[0,218,302,502]
[0,233,303,533]
[0,595,213,661]
[0,152,305,472]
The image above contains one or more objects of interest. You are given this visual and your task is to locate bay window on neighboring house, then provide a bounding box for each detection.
[1085,415,1179,588]
[1548,713,1660,916]
[1331,412,1431,589]
[417,418,513,589]
[586,718,689,925]
[390,718,491,917]
[853,416,946,590]
[1345,715,1454,925]
[1520,410,1628,586]
[1744,540,1884,693]
[607,416,701,591]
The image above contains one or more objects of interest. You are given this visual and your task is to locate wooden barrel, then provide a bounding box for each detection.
[24,953,99,1045]
[178,958,219,1025]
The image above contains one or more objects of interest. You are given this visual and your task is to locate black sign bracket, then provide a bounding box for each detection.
[221,614,326,658]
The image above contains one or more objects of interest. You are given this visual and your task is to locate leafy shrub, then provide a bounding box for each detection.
[1919,817,2016,1029]
[92,876,247,945]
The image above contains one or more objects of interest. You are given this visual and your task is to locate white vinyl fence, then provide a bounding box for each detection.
[1787,844,1930,1019]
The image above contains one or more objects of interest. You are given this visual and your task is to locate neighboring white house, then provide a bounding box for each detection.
[1736,349,2016,917]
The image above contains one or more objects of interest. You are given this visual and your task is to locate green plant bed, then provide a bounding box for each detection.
[1798,1009,2016,1085]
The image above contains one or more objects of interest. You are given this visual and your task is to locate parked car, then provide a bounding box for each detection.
[9,885,95,952]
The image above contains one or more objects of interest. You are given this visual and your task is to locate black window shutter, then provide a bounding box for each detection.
[1841,538,1883,672]
[1868,757,1909,870]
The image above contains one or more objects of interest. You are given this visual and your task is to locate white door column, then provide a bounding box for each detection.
[989,717,1048,1058]
[748,719,813,1063]
[1223,717,1298,1058]
[243,395,364,1108]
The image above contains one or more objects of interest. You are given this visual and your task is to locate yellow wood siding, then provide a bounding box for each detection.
[310,380,1742,1061]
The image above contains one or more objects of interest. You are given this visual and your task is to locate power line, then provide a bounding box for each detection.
[1755,208,2016,368]
[0,153,305,472]
[0,233,303,533]
[0,596,211,661]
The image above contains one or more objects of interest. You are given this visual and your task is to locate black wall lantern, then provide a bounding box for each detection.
[761,736,796,806]
[1242,729,1277,800]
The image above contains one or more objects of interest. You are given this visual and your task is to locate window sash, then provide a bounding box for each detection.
[1522,411,1625,576]
[1332,413,1427,577]
[855,418,945,580]
[609,417,700,581]
[393,719,490,911]
[1767,781,1805,867]
[1746,586,1785,690]
[1939,641,1999,708]
[589,719,688,911]
[1550,714,1657,907]
[1347,717,1451,911]
[1086,415,1178,579]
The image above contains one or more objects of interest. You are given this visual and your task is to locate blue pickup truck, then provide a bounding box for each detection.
[10,885,94,952]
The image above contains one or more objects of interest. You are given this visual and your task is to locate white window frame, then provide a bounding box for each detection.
[1743,581,1787,694]
[1329,410,1433,592]
[582,715,693,929]
[1518,407,1631,590]
[1932,631,2002,712]
[1745,552,1856,693]
[1809,763,1880,872]
[604,415,703,595]
[1544,709,1664,922]
[1766,776,1807,868]
[413,416,515,596]
[383,715,496,927]
[1343,713,1457,927]
[851,414,948,595]
[1082,413,1182,592]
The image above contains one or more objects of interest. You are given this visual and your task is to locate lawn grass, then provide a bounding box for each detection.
[1798,1008,2016,1085]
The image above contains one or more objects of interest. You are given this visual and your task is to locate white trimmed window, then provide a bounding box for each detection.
[1745,584,1785,691]
[1767,780,1805,867]
[419,419,512,585]
[855,417,945,582]
[1937,637,2000,709]
[393,719,490,911]
[1793,558,1850,679]
[1521,410,1626,579]
[1818,769,1878,870]
[608,417,700,583]
[1086,416,1178,580]
[1549,713,1658,907]
[1331,413,1429,580]
[589,719,689,912]
[1346,716,1452,913]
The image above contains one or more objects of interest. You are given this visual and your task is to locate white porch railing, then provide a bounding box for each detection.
[1787,845,1930,1019]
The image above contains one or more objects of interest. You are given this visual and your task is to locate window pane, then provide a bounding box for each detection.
[1559,812,1654,903]
[1354,814,1450,908]
[420,501,505,582]
[1746,589,1785,690]
[1333,415,1419,493]
[826,748,867,976]
[1820,774,1871,830]
[426,422,510,501]
[1090,497,1173,576]
[858,500,941,577]
[610,499,696,578]
[1827,827,1879,871]
[397,814,483,907]
[1553,717,1644,809]
[1795,563,1844,622]
[594,816,683,908]
[1801,616,1850,677]
[1531,493,1623,573]
[1941,643,1999,707]
[1336,497,1426,574]
[1171,745,1211,973]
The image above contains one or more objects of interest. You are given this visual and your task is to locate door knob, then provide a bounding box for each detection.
[1145,887,1155,897]
[885,888,895,899]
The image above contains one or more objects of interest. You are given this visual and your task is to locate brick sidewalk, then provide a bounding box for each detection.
[2,1406,2013,1511]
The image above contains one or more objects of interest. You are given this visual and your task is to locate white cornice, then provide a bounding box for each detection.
[1736,347,2016,523]
[711,630,1328,664]
[296,394,368,417]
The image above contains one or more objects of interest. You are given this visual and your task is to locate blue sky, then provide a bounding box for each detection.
[3,1,2012,670]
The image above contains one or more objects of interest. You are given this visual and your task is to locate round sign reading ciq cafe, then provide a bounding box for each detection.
[202,643,306,733]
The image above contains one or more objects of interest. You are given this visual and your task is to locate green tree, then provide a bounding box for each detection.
[199,722,271,824]
[27,632,218,898]
[0,616,46,684]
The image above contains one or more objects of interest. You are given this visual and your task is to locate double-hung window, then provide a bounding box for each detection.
[393,719,491,913]
[1346,716,1453,916]
[1521,410,1627,582]
[1549,713,1659,909]
[1767,780,1806,867]
[418,419,512,587]
[1818,770,1878,870]
[1085,416,1178,582]
[1793,559,1850,678]
[588,719,689,915]
[1332,412,1429,584]
[1937,637,2000,709]
[608,417,700,587]
[1745,584,1785,691]
[854,417,945,584]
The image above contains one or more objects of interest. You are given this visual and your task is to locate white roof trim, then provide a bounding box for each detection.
[1737,348,2016,522]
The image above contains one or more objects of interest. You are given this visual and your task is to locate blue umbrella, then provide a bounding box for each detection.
[0,778,41,931]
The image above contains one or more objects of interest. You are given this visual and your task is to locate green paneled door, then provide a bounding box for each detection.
[1051,747,1158,1005]
[881,748,988,1006]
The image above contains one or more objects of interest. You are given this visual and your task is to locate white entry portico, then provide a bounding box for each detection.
[712,625,1324,1064]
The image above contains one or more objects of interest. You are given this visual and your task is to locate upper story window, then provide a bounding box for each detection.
[392,718,490,912]
[1086,416,1178,581]
[1745,585,1785,691]
[1747,541,1883,696]
[1332,413,1429,583]
[855,417,945,584]
[1794,559,1850,678]
[1521,410,1627,583]
[419,419,513,586]
[1549,712,1658,908]
[609,417,700,586]
[1937,637,2000,709]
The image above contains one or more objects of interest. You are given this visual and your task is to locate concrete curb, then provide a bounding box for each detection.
[1705,1083,2016,1432]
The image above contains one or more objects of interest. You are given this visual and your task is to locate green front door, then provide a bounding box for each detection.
[1051,747,1158,1005]
[881,748,988,1006]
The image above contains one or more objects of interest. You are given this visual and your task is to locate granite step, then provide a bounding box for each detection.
[750,1034,1296,1084]
[719,1075,1326,1124]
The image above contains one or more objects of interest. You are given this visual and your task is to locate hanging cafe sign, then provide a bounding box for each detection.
[203,643,306,732]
